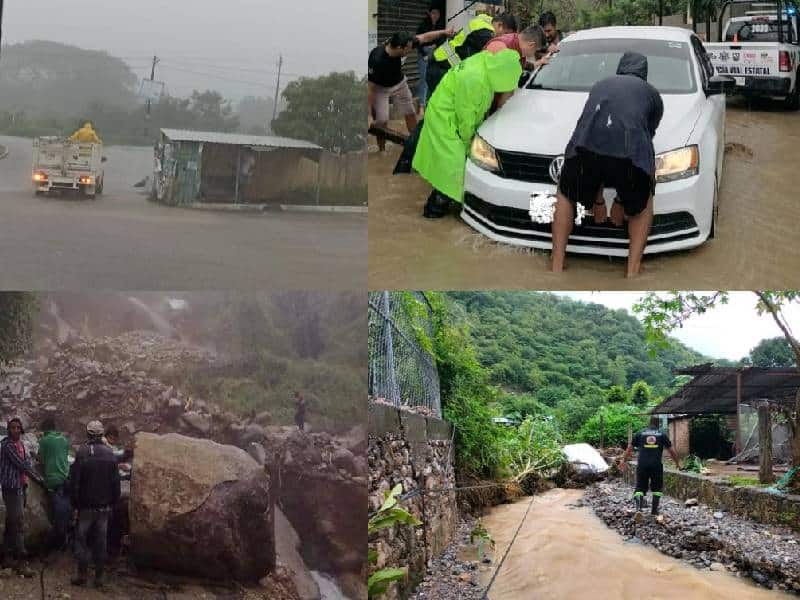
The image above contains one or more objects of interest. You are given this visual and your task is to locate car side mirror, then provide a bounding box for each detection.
[101,156,108,163]
[707,75,736,96]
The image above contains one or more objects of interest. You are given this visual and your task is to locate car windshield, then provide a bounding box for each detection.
[527,38,697,94]
[724,19,797,42]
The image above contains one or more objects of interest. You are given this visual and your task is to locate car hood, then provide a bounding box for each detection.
[478,89,703,156]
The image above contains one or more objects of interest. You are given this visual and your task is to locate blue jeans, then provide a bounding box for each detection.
[75,508,110,571]
[417,49,432,108]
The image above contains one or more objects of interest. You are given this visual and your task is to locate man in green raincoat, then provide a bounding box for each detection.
[412,48,522,218]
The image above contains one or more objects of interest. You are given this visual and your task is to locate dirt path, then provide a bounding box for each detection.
[368,98,800,289]
[479,489,793,599]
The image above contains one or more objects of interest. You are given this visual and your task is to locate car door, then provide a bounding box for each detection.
[693,35,726,183]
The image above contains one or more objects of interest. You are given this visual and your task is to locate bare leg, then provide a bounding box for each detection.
[551,192,574,273]
[404,113,418,135]
[626,196,653,277]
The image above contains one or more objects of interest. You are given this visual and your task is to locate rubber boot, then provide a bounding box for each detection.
[651,494,661,516]
[423,191,451,219]
[633,493,644,523]
[71,563,89,586]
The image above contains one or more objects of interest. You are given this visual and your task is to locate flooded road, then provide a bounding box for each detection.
[369,98,800,290]
[479,489,792,600]
[0,136,366,290]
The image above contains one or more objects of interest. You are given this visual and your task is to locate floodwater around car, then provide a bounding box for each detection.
[368,97,800,290]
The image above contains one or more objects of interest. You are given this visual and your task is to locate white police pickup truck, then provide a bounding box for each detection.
[705,0,800,108]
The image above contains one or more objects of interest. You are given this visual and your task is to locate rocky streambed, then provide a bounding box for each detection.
[583,482,800,594]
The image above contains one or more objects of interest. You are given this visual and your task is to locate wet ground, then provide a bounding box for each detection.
[368,97,800,290]
[0,136,366,290]
[478,488,794,599]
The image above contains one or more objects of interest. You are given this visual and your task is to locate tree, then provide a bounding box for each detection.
[635,291,800,466]
[272,72,366,154]
[746,336,797,368]
[189,90,239,132]
[0,293,37,364]
[630,380,653,407]
[606,385,629,404]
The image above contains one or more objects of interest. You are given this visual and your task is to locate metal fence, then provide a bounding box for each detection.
[368,291,441,417]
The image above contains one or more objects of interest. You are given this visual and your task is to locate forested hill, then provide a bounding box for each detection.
[447,291,712,401]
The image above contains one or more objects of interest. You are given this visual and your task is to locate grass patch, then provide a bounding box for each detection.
[727,475,769,487]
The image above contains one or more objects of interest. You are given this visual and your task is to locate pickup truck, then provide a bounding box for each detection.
[32,136,106,199]
[705,1,800,108]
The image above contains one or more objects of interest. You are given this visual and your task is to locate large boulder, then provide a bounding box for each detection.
[0,482,50,553]
[129,432,275,581]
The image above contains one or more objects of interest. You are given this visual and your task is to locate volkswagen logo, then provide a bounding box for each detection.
[549,156,565,184]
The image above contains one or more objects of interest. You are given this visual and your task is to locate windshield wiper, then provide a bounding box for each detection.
[529,85,568,91]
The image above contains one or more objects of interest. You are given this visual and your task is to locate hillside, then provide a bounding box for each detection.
[449,291,709,395]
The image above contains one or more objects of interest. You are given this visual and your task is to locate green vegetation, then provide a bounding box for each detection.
[0,41,362,152]
[368,484,422,599]
[181,292,364,428]
[727,475,766,487]
[469,520,496,561]
[744,336,797,368]
[0,293,37,364]
[272,72,367,154]
[681,454,707,473]
[505,0,692,31]
[576,404,648,448]
[392,292,711,481]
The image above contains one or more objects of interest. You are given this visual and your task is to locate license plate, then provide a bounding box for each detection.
[529,192,557,224]
[734,77,745,86]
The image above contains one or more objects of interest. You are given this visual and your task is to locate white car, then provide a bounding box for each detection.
[462,26,734,256]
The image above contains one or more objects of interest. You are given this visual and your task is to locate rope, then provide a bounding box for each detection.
[481,494,537,600]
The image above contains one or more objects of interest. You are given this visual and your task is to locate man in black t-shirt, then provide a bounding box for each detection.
[621,416,680,518]
[369,29,452,151]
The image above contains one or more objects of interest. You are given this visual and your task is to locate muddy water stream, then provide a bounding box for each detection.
[478,489,793,599]
[369,99,800,289]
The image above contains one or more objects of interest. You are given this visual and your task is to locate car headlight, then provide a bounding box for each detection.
[470,135,499,172]
[655,146,699,183]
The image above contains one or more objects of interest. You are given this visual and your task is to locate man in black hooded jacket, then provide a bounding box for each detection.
[552,51,663,278]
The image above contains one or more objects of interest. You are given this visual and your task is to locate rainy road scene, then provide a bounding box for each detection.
[0,0,366,290]
[368,0,800,290]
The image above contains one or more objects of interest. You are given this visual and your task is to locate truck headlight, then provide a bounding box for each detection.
[655,146,699,183]
[470,135,499,172]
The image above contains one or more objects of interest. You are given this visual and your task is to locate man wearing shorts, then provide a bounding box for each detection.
[369,29,452,152]
[552,51,663,277]
[621,416,680,520]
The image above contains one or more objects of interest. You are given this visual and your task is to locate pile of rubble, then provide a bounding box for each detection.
[583,482,800,594]
[370,396,438,418]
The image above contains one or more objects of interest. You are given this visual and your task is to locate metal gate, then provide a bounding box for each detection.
[377,0,434,89]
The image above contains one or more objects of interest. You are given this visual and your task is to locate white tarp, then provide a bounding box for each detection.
[563,443,609,474]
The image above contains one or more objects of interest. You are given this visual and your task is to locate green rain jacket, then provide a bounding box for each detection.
[412,49,522,203]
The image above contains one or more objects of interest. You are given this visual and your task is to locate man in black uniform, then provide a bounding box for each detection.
[621,416,680,518]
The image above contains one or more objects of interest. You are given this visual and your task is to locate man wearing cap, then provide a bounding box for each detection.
[0,417,45,577]
[69,420,121,589]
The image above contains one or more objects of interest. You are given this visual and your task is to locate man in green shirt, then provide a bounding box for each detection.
[38,416,71,552]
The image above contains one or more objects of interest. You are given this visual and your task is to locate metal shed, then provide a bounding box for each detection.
[652,364,800,455]
[153,129,323,206]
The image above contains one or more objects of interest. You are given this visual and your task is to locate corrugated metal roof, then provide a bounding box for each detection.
[651,364,800,415]
[160,129,321,150]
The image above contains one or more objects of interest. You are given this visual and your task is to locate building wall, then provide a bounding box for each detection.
[669,417,691,457]
[368,403,457,600]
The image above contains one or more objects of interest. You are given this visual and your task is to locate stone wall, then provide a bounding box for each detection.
[368,403,458,599]
[624,463,800,531]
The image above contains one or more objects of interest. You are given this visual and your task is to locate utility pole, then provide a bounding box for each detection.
[0,0,5,59]
[271,54,283,132]
[145,55,160,136]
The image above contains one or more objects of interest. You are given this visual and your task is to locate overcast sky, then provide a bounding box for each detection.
[4,0,365,101]
[557,292,800,360]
